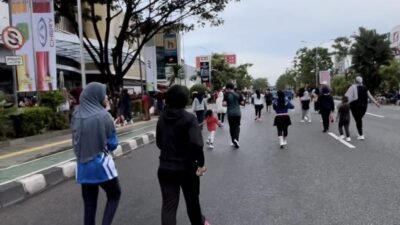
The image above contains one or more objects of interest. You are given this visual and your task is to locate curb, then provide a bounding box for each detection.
[0,131,156,209]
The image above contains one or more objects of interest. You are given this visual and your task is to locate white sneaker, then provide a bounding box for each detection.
[230,142,235,146]
[282,137,287,146]
[346,137,351,142]
[357,135,365,140]
[300,120,305,123]
[233,139,240,148]
[279,136,284,146]
[340,135,345,139]
[308,120,312,123]
[209,144,214,149]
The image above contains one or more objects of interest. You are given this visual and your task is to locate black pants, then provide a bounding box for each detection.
[339,120,350,137]
[158,169,203,225]
[320,111,331,131]
[81,178,121,225]
[254,105,262,118]
[195,110,205,127]
[228,116,241,143]
[217,113,225,123]
[276,125,288,137]
[350,104,367,136]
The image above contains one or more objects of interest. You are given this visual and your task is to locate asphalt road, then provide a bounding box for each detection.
[1,102,400,225]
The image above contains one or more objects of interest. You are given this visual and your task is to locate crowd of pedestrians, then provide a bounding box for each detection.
[71,76,381,225]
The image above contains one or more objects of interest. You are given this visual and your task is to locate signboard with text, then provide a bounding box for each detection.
[5,55,23,65]
[196,56,211,83]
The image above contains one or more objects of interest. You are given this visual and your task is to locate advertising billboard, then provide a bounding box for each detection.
[31,0,57,91]
[10,0,37,92]
[144,38,158,90]
[196,56,211,83]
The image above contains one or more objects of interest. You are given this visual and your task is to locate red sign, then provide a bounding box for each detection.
[224,54,236,65]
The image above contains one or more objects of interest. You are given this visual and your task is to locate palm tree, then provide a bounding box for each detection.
[351,27,394,94]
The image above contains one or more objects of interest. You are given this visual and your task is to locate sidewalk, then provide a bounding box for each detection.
[0,118,158,169]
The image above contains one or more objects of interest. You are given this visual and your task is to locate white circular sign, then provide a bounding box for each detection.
[1,26,24,50]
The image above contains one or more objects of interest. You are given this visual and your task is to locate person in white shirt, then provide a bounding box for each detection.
[252,90,265,121]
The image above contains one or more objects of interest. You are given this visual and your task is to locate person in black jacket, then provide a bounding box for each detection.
[156,85,209,225]
[317,86,335,132]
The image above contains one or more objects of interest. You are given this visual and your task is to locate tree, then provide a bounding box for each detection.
[276,69,297,91]
[210,54,236,90]
[234,64,253,90]
[1,0,240,94]
[252,78,269,91]
[331,76,352,96]
[293,47,333,86]
[379,59,400,91]
[351,27,393,94]
[331,37,351,76]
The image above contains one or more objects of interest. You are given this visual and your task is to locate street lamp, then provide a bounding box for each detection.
[301,39,333,87]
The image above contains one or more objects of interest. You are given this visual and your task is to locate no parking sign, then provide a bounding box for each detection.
[1,26,25,50]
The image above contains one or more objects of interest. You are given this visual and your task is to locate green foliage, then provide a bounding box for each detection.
[276,69,297,91]
[0,91,17,139]
[235,64,253,90]
[210,54,236,90]
[190,84,208,98]
[10,107,53,138]
[48,112,69,130]
[252,78,269,91]
[378,59,400,91]
[45,0,240,95]
[351,27,394,94]
[40,91,65,110]
[332,37,351,75]
[293,47,333,86]
[331,76,352,96]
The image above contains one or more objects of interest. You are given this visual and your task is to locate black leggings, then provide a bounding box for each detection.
[81,178,121,225]
[228,116,241,143]
[217,113,225,123]
[276,125,288,137]
[321,111,331,131]
[254,105,263,118]
[350,104,367,136]
[339,120,350,137]
[158,169,203,225]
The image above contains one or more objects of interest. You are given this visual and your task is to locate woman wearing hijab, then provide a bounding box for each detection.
[273,90,294,148]
[345,76,380,140]
[317,86,335,133]
[72,82,121,225]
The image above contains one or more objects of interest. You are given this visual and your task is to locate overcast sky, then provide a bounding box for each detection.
[183,0,400,85]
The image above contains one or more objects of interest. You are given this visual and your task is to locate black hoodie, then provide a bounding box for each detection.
[156,108,204,172]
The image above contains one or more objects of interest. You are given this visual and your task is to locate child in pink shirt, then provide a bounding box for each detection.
[205,110,219,149]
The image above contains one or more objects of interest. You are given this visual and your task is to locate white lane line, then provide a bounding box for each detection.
[366,112,385,118]
[328,132,356,149]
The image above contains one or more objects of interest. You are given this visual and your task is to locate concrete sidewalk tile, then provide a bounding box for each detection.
[42,167,65,186]
[0,182,26,208]
[18,174,46,195]
[113,145,123,157]
[57,161,76,178]
[134,137,144,146]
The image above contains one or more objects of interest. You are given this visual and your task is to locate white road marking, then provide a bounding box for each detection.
[328,132,356,149]
[366,112,385,118]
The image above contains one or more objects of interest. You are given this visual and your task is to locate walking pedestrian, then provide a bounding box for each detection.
[156,85,209,225]
[121,89,132,124]
[273,90,294,148]
[317,86,335,133]
[336,96,351,141]
[204,109,219,149]
[300,90,311,123]
[71,82,121,225]
[192,92,207,128]
[265,89,273,113]
[252,90,265,121]
[345,76,380,140]
[223,83,245,148]
[215,89,227,126]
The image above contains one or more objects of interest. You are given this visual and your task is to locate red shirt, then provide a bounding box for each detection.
[206,115,218,132]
